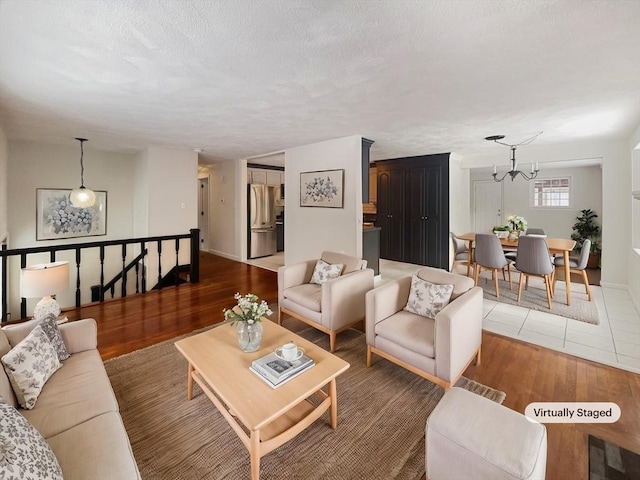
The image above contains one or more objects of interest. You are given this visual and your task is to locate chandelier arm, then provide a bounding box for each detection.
[492,171,510,182]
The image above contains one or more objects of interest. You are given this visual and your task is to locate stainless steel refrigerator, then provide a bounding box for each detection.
[248,184,277,258]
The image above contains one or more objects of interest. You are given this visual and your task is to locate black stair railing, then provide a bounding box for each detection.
[0,229,200,322]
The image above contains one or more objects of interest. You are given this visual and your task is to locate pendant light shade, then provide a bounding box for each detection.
[70,138,96,208]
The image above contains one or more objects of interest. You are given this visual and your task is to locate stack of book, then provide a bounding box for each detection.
[250,351,314,388]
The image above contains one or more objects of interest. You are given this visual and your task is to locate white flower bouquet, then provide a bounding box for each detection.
[506,215,528,232]
[223,293,272,325]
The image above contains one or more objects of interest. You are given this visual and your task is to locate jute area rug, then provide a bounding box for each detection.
[477,270,599,324]
[105,326,505,480]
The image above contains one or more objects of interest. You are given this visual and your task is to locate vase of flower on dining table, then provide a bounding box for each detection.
[506,215,527,241]
[223,293,272,352]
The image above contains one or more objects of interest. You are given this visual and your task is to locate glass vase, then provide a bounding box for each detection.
[236,321,263,352]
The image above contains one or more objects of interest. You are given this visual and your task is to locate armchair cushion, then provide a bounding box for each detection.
[375,311,435,358]
[310,259,344,285]
[404,274,454,318]
[283,284,322,312]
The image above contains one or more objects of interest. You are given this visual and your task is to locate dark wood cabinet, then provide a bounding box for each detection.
[376,167,405,261]
[377,154,449,269]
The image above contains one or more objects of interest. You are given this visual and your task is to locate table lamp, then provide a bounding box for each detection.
[20,261,70,321]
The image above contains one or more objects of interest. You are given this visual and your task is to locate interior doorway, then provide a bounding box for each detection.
[198,177,210,251]
[474,180,503,232]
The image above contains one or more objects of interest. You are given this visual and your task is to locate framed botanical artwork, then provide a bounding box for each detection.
[300,169,344,208]
[36,189,107,240]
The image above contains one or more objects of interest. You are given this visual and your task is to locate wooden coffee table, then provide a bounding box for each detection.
[174,320,350,480]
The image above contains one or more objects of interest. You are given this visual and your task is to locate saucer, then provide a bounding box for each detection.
[274,347,304,361]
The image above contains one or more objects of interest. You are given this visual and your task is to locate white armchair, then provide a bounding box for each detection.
[278,251,374,352]
[366,266,483,390]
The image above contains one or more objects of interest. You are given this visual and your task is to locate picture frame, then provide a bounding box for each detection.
[299,169,344,208]
[36,189,107,240]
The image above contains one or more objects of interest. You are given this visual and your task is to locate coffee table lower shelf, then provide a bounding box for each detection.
[191,369,335,479]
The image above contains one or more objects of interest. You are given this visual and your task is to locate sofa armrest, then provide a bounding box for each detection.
[434,287,483,382]
[365,276,412,345]
[322,268,374,331]
[277,260,316,305]
[59,318,98,354]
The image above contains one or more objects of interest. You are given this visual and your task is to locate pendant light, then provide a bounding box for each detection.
[487,132,542,182]
[69,138,96,208]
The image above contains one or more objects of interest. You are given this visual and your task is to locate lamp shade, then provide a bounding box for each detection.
[70,186,96,208]
[20,261,70,298]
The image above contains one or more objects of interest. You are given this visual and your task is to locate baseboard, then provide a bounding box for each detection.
[208,249,241,262]
[599,281,628,290]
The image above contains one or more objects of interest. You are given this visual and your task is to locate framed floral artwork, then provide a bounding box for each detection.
[36,189,107,240]
[300,169,344,208]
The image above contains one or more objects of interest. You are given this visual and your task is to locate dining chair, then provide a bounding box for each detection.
[514,235,555,309]
[505,228,548,262]
[473,233,512,298]
[450,232,471,277]
[525,228,546,236]
[552,239,592,301]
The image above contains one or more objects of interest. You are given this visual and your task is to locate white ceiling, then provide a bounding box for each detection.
[0,0,639,165]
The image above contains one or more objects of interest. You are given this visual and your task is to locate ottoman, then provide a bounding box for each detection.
[425,387,547,480]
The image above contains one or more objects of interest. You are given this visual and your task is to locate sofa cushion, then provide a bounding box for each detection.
[375,311,436,358]
[283,283,322,312]
[2,325,61,409]
[2,317,41,346]
[404,274,453,318]
[21,349,119,439]
[310,259,344,285]
[46,411,141,480]
[39,314,70,361]
[0,397,63,480]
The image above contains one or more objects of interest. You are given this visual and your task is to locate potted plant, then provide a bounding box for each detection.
[570,209,601,268]
[492,225,510,238]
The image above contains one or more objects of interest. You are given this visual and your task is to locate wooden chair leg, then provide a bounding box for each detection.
[466,260,471,277]
[581,269,592,301]
[507,265,512,290]
[474,264,481,286]
[517,273,525,302]
[544,275,553,309]
[525,276,530,290]
[493,269,500,298]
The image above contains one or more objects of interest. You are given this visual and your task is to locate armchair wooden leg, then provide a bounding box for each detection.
[277,307,283,325]
[366,345,373,367]
[581,269,592,301]
[329,331,337,353]
[475,345,481,366]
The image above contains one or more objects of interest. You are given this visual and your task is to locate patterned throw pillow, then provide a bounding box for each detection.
[310,259,344,285]
[404,274,454,318]
[38,314,70,361]
[1,325,62,409]
[0,397,63,480]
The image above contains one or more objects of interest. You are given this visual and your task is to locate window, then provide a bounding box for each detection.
[532,177,571,207]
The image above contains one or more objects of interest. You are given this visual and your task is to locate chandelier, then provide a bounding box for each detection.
[486,132,542,182]
[69,138,96,208]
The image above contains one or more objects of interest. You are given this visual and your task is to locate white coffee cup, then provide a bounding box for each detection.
[281,342,300,361]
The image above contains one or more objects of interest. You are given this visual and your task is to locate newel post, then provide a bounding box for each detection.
[190,228,200,284]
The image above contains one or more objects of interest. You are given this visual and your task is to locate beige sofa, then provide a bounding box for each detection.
[0,318,140,480]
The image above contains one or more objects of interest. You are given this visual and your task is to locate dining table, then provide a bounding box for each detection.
[457,233,577,306]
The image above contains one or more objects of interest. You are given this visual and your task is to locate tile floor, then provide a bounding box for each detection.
[244,254,640,374]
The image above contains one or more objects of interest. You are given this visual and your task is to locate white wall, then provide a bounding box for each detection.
[628,124,640,311]
[470,165,602,239]
[0,126,7,243]
[284,136,363,265]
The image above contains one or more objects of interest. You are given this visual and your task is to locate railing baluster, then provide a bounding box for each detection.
[135,262,140,293]
[75,248,81,307]
[1,243,8,322]
[121,244,127,297]
[20,254,27,319]
[157,240,163,289]
[141,241,146,293]
[100,245,105,302]
[190,228,200,283]
[175,238,180,286]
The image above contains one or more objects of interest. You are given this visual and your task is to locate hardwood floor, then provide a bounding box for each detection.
[65,252,639,479]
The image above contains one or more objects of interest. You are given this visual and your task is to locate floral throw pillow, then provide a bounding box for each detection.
[39,314,70,361]
[404,275,454,319]
[0,397,63,480]
[1,325,62,409]
[310,259,344,285]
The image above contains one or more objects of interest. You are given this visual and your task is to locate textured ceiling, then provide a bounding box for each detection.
[0,0,639,164]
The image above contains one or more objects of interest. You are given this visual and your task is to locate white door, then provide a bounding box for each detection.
[474,181,503,232]
[198,178,210,251]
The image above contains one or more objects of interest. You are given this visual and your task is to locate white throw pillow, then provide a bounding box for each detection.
[1,325,61,409]
[0,397,63,479]
[404,274,454,318]
[310,259,344,285]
